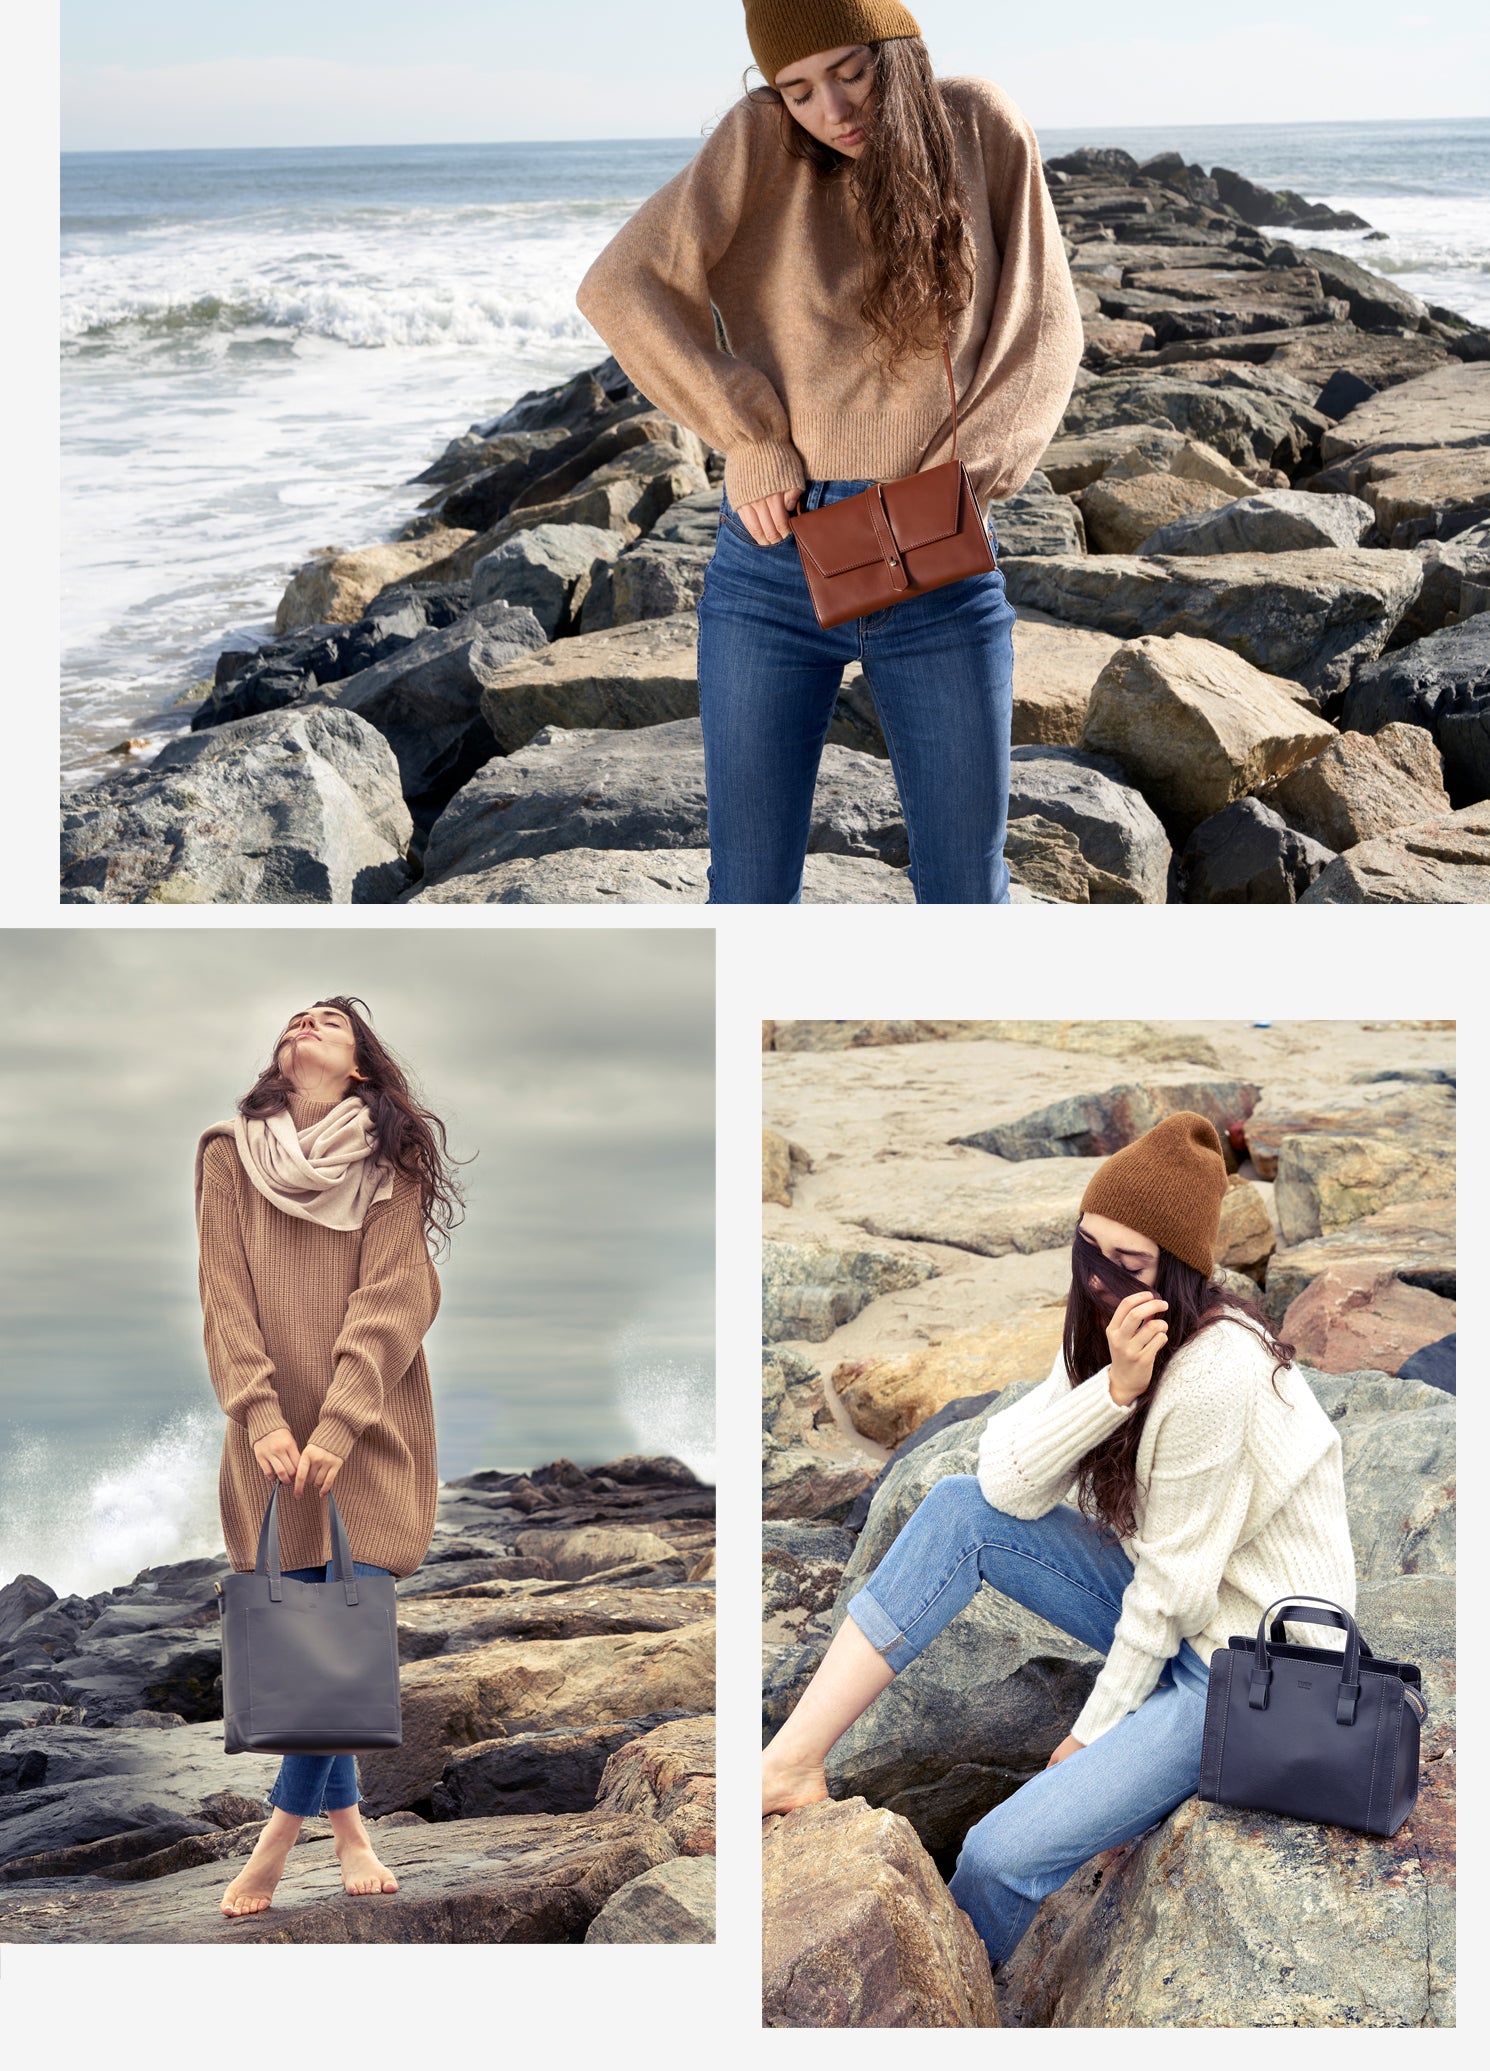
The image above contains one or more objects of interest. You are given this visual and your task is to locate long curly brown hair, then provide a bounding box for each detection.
[1063,1225,1293,1542]
[238,995,468,1253]
[743,37,977,381]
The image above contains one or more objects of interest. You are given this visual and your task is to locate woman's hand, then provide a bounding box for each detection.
[1105,1289,1170,1405]
[253,1427,300,1484]
[293,1443,345,1497]
[1047,1734,1085,1767]
[734,484,804,545]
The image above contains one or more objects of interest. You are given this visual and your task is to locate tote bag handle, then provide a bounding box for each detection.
[1250,1595,1366,1725]
[253,1482,359,1605]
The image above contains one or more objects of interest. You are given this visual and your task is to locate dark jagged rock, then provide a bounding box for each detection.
[1180,795,1335,902]
[430,1710,692,1819]
[952,1078,1259,1162]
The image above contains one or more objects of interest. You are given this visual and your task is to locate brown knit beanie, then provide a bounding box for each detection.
[1078,1111,1228,1277]
[742,0,923,89]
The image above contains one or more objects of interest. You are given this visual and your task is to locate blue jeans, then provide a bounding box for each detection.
[845,1475,1211,1968]
[697,478,1016,903]
[261,1560,391,1819]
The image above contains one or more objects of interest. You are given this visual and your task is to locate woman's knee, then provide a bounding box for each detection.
[911,1473,1004,1530]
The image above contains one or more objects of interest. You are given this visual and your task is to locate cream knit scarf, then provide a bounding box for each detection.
[194,1095,395,1230]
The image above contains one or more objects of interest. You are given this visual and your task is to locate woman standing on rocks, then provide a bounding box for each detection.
[761,1112,1357,1969]
[574,2,1082,903]
[195,996,462,1918]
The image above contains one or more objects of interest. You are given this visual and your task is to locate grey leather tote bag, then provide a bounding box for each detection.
[1197,1596,1425,1837]
[217,1483,402,1755]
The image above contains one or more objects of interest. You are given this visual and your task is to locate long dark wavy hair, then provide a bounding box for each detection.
[238,995,467,1253]
[1064,1224,1293,1542]
[743,37,977,382]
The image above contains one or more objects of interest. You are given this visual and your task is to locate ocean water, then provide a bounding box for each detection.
[61,117,1490,780]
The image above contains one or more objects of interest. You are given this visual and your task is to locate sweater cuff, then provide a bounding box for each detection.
[1070,1677,1140,1746]
[1004,1367,1133,1495]
[307,1414,361,1461]
[724,440,807,512]
[243,1397,291,1445]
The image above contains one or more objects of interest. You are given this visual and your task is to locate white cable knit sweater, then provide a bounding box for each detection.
[975,1313,1356,1745]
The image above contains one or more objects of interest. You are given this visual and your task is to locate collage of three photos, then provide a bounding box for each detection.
[12,0,1477,2037]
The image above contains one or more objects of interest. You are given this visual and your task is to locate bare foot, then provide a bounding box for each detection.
[762,1750,830,1816]
[334,1833,399,1896]
[220,1829,296,1917]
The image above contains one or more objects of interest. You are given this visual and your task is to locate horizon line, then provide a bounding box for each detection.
[61,111,1490,157]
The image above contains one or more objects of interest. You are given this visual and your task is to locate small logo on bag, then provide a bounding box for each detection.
[1297,1678,1313,1687]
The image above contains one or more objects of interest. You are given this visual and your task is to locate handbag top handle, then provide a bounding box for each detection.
[253,1481,359,1605]
[1250,1595,1364,1725]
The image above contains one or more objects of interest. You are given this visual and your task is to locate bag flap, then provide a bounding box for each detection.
[792,460,967,578]
[881,458,966,553]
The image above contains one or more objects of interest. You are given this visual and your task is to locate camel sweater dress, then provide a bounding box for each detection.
[977,1313,1356,1745]
[197,1091,441,1578]
[574,75,1085,515]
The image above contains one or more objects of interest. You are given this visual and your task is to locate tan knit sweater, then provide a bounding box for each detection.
[574,76,1084,513]
[197,1091,441,1578]
[976,1314,1356,1745]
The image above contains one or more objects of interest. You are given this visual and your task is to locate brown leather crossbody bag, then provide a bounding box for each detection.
[785,337,997,630]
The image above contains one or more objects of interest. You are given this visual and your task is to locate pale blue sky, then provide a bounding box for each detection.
[61,1,1486,150]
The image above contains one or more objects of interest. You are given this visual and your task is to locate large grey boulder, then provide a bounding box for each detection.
[1139,489,1374,555]
[577,540,713,632]
[404,846,916,905]
[1005,550,1421,699]
[469,522,626,636]
[1006,746,1172,902]
[844,1159,1106,1260]
[0,1721,267,1867]
[985,472,1086,557]
[332,599,548,813]
[60,707,412,905]
[476,609,700,756]
[1292,245,1432,338]
[763,1239,936,1346]
[414,719,906,894]
[1342,618,1490,804]
[1180,796,1335,901]
[1057,370,1329,470]
[1319,358,1490,466]
[643,483,724,548]
[953,1078,1257,1162]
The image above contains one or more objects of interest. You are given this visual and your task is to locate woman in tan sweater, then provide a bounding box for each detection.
[574,2,1083,903]
[195,995,463,1917]
[762,1114,1356,1970]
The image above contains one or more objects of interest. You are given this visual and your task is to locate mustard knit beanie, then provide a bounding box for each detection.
[1078,1111,1228,1277]
[742,0,924,89]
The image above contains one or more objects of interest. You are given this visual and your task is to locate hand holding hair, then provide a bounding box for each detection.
[1106,1289,1169,1406]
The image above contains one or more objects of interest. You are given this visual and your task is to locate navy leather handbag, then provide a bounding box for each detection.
[1197,1596,1426,1837]
[216,1483,402,1756]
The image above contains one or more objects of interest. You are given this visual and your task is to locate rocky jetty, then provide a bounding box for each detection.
[63,153,1490,903]
[0,1455,714,1942]
[761,1018,1455,2025]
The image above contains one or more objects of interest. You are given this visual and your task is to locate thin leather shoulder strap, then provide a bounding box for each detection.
[942,337,958,462]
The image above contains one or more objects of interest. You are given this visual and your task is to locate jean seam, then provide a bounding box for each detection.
[892,1532,1125,1653]
[861,672,924,900]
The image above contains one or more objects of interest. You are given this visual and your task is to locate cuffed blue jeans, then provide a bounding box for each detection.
[261,1560,391,1819]
[697,478,1016,904]
[844,1474,1211,1969]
